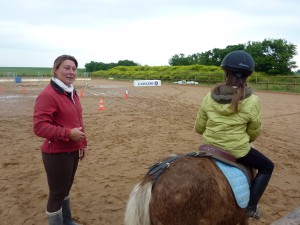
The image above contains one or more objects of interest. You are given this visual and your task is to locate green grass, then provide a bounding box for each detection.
[250,82,300,93]
[0,67,86,77]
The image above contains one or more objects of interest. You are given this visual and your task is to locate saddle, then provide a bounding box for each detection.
[147,144,254,190]
[199,144,255,185]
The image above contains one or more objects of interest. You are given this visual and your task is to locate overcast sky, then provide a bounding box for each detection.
[1,0,300,69]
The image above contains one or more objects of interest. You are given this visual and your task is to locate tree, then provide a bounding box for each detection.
[169,45,245,66]
[85,59,139,72]
[84,61,106,72]
[117,60,139,66]
[246,39,297,75]
[168,39,297,75]
[169,53,192,66]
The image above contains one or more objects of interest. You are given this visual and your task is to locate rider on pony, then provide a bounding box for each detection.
[194,50,274,219]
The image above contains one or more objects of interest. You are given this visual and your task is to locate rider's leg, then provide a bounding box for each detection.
[236,148,274,219]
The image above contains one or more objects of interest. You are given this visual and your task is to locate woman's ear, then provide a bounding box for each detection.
[52,68,57,77]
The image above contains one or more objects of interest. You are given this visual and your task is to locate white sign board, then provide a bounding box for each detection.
[133,80,161,87]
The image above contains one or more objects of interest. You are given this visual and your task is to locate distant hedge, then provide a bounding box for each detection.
[91,65,225,83]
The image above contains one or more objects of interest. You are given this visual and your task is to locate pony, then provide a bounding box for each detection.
[124,148,250,225]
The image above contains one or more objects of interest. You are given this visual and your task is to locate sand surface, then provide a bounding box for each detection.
[0,79,299,225]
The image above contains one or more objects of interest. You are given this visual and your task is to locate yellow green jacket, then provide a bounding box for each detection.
[194,85,262,158]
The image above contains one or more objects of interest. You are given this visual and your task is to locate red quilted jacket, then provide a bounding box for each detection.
[33,80,87,153]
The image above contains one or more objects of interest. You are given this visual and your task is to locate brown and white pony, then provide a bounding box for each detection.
[124,153,249,225]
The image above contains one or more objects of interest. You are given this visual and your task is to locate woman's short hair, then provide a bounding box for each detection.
[53,55,78,70]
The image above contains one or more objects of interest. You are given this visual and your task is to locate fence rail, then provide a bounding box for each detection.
[192,75,300,93]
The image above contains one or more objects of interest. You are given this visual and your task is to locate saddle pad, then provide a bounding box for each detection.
[214,160,250,208]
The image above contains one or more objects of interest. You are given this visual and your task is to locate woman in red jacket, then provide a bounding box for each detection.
[33,55,87,225]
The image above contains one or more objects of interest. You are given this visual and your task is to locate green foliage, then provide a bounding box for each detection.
[85,59,140,72]
[169,39,297,76]
[91,65,223,82]
[246,39,297,75]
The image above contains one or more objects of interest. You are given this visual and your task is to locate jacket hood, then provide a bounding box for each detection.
[211,84,253,104]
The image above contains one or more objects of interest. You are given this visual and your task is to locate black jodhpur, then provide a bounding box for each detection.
[42,151,79,213]
[237,147,274,217]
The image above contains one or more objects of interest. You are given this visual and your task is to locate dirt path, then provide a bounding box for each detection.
[0,79,299,225]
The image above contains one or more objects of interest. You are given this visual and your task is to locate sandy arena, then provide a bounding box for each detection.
[0,78,299,225]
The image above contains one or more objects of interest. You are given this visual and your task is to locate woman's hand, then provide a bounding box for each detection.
[69,127,86,141]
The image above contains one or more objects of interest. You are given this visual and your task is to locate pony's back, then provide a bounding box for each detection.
[125,156,248,225]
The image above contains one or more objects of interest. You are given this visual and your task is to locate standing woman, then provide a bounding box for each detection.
[194,50,274,219]
[33,55,87,225]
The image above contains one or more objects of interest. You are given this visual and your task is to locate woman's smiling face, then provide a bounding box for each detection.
[54,59,77,86]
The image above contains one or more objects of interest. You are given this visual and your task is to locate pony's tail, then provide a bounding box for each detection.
[124,182,152,225]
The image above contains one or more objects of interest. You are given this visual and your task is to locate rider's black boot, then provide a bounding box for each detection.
[246,173,271,219]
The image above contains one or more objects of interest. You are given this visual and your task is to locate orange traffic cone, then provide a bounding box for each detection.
[124,89,129,99]
[79,89,84,97]
[22,87,27,94]
[98,98,105,110]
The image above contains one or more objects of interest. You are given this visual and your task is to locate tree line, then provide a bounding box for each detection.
[85,38,298,75]
[169,39,297,75]
[85,60,139,73]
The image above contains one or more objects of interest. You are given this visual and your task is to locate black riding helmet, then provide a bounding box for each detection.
[221,50,254,78]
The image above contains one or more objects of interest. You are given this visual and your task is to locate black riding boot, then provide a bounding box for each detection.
[246,173,271,219]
